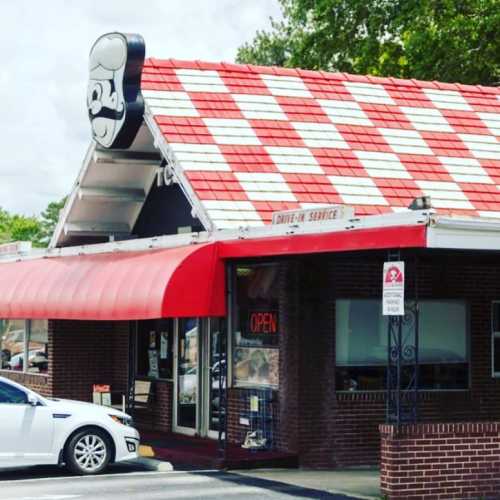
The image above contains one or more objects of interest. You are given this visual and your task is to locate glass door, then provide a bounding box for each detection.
[174,318,199,435]
[173,318,226,438]
[205,318,226,439]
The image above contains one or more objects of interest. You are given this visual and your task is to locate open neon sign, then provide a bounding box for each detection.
[248,311,278,335]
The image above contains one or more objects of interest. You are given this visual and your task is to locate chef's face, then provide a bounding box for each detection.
[87,77,125,147]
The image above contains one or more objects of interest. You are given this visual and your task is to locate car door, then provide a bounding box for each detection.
[0,380,30,466]
[0,381,54,466]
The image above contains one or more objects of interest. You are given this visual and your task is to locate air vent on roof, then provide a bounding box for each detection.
[408,196,432,211]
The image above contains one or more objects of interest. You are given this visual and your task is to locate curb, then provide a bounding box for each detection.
[127,457,174,472]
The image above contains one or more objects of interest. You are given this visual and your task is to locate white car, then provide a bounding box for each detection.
[0,376,140,474]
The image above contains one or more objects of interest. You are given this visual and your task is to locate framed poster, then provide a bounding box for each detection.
[233,347,279,387]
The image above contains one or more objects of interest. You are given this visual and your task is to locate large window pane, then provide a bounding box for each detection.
[233,264,280,388]
[335,300,468,391]
[0,320,26,372]
[336,300,387,366]
[136,319,173,380]
[27,320,49,374]
[419,301,467,363]
[177,318,198,429]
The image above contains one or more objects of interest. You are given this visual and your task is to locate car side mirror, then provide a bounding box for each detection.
[27,393,38,406]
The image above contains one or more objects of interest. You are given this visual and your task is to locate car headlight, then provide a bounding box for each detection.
[109,414,134,427]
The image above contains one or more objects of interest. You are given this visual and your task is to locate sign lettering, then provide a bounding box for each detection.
[272,205,354,225]
[248,311,278,335]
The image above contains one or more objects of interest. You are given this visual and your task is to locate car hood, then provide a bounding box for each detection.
[47,398,130,419]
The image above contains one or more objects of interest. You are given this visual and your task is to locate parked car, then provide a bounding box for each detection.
[0,376,140,474]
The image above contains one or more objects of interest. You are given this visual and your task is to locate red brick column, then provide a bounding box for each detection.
[380,422,500,499]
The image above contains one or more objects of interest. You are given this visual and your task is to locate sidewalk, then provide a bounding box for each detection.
[139,432,298,470]
[232,468,380,500]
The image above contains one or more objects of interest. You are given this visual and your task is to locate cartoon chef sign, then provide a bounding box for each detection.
[87,32,145,149]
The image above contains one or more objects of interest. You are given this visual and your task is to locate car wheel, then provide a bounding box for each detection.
[65,428,111,475]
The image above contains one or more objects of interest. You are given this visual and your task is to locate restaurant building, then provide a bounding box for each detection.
[2,32,500,497]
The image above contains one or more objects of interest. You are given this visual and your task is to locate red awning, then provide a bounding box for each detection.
[219,225,427,259]
[0,243,225,320]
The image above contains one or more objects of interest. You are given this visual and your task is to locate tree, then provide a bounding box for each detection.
[0,210,42,247]
[0,209,12,243]
[237,0,500,85]
[37,197,67,247]
[0,197,66,248]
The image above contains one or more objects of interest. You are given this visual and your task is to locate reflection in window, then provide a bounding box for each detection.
[335,300,468,391]
[27,320,49,374]
[0,320,26,372]
[233,265,280,388]
[0,320,49,375]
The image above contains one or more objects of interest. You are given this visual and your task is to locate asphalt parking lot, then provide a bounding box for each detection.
[0,461,366,500]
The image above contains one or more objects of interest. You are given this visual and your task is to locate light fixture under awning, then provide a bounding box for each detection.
[0,243,225,320]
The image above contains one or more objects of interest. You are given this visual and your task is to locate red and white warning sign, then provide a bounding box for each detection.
[382,261,405,316]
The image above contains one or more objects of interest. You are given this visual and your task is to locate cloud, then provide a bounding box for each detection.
[0,0,282,215]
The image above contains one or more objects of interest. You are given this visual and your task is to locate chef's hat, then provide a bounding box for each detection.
[89,33,127,80]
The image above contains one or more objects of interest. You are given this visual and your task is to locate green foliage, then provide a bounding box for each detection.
[0,197,66,248]
[237,0,500,85]
[37,197,67,247]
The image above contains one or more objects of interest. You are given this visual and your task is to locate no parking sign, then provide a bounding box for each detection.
[382,261,405,316]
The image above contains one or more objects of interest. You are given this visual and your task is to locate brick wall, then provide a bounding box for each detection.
[380,422,500,499]
[50,320,130,402]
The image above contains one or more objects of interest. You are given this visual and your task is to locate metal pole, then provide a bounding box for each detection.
[414,255,420,422]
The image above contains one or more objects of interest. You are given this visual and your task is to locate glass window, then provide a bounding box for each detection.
[136,319,173,380]
[0,319,26,372]
[27,320,49,374]
[492,303,500,377]
[176,318,198,429]
[336,299,469,391]
[0,380,28,404]
[0,320,49,375]
[233,264,280,388]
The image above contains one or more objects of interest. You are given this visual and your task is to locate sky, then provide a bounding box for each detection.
[0,0,282,216]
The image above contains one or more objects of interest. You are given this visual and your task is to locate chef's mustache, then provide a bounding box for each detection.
[89,106,125,121]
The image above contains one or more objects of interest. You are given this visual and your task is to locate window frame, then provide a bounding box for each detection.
[0,319,49,377]
[335,298,471,393]
[491,301,500,378]
[134,319,174,382]
[231,261,281,389]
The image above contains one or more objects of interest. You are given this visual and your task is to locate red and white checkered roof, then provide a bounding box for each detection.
[141,58,500,230]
